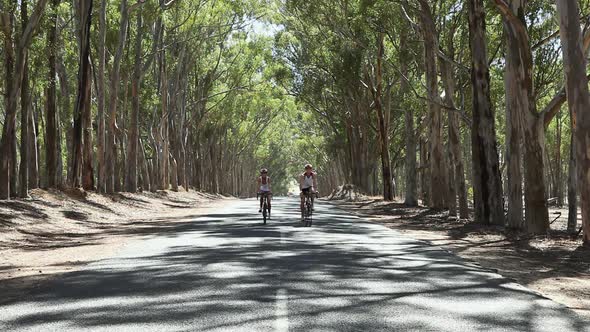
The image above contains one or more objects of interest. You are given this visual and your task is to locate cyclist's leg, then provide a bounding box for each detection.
[300,193,305,220]
[259,194,263,212]
[300,192,304,211]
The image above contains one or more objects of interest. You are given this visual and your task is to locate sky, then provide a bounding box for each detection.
[249,19,284,37]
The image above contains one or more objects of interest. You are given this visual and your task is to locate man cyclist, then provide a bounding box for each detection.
[299,164,318,221]
[257,168,272,216]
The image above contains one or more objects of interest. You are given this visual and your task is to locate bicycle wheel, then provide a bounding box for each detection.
[262,203,267,224]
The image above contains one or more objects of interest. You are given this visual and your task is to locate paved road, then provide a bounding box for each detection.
[1,198,588,331]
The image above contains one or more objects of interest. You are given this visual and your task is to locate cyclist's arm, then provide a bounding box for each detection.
[268,177,272,192]
[299,175,303,191]
[313,173,318,192]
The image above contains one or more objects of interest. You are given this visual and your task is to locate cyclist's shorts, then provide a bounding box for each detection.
[301,188,312,196]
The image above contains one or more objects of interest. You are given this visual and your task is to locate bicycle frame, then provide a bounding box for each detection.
[257,192,272,224]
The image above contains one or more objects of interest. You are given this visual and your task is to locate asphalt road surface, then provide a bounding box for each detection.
[1,198,588,331]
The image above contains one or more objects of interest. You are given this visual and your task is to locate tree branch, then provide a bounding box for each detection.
[541,28,590,128]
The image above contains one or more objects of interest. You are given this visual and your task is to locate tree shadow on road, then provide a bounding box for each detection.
[328,199,590,301]
[0,199,588,331]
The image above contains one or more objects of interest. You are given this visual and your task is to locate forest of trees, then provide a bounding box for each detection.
[0,0,589,245]
[0,0,301,196]
[275,0,590,245]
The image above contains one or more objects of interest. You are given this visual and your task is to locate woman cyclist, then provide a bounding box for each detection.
[299,164,318,221]
[257,168,272,216]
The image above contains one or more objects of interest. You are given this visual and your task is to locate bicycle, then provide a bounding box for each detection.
[302,191,318,227]
[257,192,272,224]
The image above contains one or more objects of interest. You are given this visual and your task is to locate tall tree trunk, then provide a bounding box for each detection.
[419,137,429,205]
[106,0,129,193]
[446,146,458,217]
[139,138,150,192]
[45,0,60,188]
[10,128,17,198]
[81,2,94,191]
[18,0,29,198]
[556,0,590,244]
[440,56,456,217]
[96,0,106,193]
[45,0,61,188]
[553,113,563,205]
[494,0,549,234]
[29,99,39,189]
[70,0,93,188]
[150,126,159,192]
[180,125,188,191]
[453,122,469,219]
[169,46,187,192]
[81,64,94,191]
[178,80,188,191]
[170,155,179,192]
[503,9,524,230]
[441,63,460,217]
[126,10,143,192]
[55,52,66,188]
[402,28,417,206]
[468,0,505,226]
[567,129,578,234]
[419,0,447,209]
[374,32,393,201]
[116,130,125,192]
[522,119,549,233]
[0,4,15,199]
[0,0,49,198]
[160,51,170,190]
[440,36,469,219]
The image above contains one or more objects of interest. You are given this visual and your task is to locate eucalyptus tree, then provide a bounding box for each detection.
[70,0,93,189]
[400,19,417,207]
[556,0,590,244]
[415,0,448,209]
[438,2,469,219]
[468,0,505,226]
[280,1,378,193]
[18,0,30,198]
[105,0,129,193]
[0,0,49,199]
[96,0,107,193]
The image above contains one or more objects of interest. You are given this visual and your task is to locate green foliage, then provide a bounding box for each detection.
[0,0,580,200]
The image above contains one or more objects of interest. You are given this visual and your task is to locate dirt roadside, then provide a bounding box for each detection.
[0,188,231,301]
[329,198,590,320]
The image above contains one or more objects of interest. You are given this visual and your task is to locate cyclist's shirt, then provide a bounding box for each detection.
[302,173,314,189]
[259,176,271,192]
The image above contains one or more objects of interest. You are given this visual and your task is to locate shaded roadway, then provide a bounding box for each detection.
[0,198,588,331]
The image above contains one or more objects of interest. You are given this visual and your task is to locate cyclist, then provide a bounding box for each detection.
[257,168,272,215]
[299,164,318,221]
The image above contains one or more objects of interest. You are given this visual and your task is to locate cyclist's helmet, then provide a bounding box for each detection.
[304,164,313,170]
[260,168,268,174]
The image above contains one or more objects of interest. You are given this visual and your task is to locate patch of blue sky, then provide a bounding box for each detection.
[248,19,284,38]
